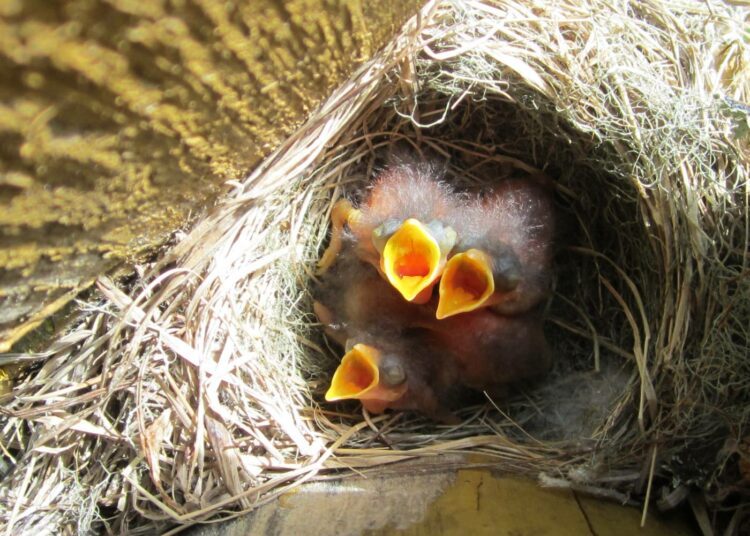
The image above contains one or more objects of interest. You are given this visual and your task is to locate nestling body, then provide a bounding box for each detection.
[426,307,552,394]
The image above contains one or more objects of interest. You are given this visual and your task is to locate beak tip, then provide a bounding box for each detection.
[435,308,457,320]
[389,276,430,303]
[390,282,410,300]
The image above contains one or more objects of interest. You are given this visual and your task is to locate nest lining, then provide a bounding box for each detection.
[1,0,748,533]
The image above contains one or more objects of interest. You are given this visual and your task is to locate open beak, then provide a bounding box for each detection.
[381,219,446,303]
[325,344,407,409]
[436,249,495,319]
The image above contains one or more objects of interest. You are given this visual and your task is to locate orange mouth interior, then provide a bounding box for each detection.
[394,251,431,277]
[437,249,495,319]
[382,219,442,302]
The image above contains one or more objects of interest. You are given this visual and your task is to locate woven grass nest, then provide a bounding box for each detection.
[2,0,748,533]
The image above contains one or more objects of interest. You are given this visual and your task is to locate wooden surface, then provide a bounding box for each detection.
[0,0,423,351]
[188,465,697,535]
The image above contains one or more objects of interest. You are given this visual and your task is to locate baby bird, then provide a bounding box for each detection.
[436,177,556,319]
[317,160,460,304]
[315,252,460,422]
[322,332,462,423]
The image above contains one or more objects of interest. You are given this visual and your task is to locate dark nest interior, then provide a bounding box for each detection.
[1,1,748,534]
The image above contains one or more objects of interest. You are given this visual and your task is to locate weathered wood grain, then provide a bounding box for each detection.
[0,0,423,351]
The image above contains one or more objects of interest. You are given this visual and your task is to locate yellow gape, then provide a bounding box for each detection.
[325,344,407,407]
[381,219,444,302]
[436,249,495,319]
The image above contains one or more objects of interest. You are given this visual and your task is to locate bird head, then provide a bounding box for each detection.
[437,243,523,319]
[436,249,497,319]
[325,343,408,413]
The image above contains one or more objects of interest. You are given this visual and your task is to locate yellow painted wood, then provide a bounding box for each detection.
[0,0,423,351]
[380,470,591,536]
[187,463,696,536]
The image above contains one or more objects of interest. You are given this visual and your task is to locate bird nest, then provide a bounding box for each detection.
[1,0,748,533]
